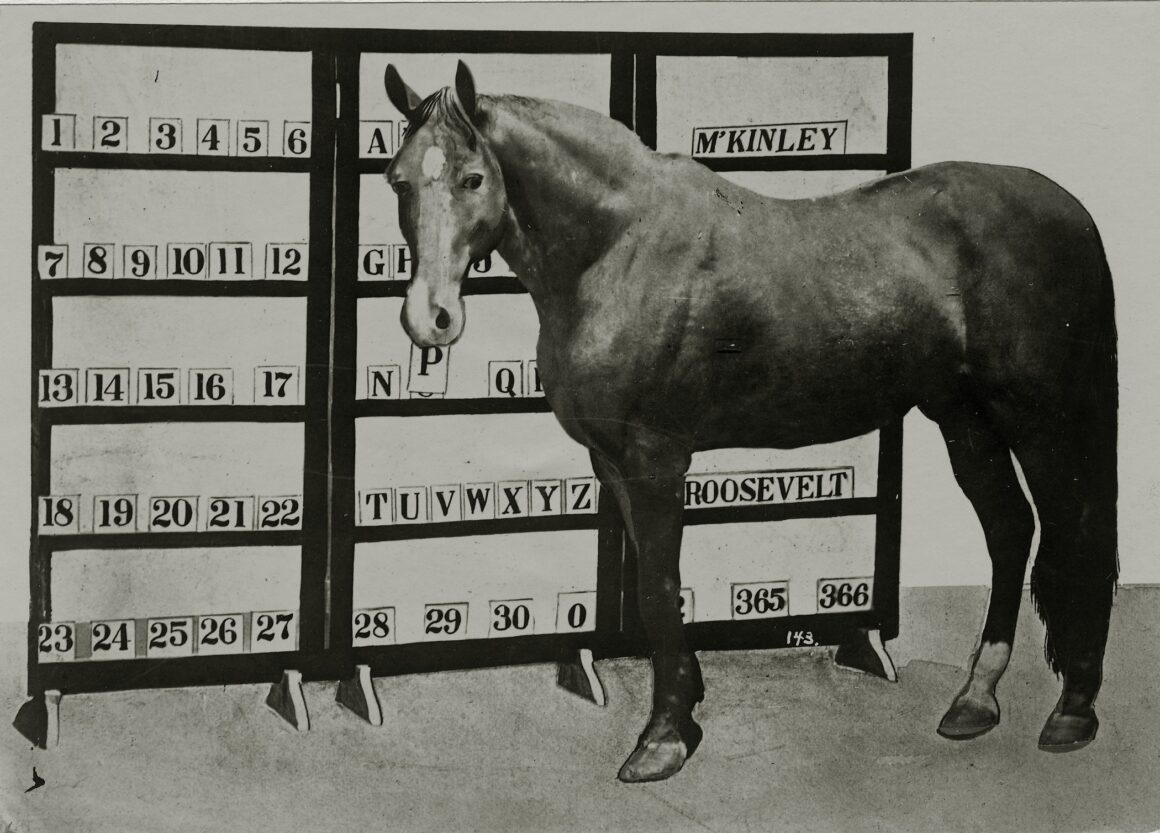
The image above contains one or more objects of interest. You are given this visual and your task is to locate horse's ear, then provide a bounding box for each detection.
[455,60,477,120]
[384,64,422,117]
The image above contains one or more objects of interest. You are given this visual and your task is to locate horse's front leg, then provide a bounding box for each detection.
[590,446,703,783]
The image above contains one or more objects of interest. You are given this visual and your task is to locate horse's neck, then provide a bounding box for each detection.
[480,95,652,302]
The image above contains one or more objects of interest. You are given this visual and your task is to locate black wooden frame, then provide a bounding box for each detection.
[24,21,910,715]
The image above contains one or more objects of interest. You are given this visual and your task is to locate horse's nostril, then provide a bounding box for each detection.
[435,307,451,330]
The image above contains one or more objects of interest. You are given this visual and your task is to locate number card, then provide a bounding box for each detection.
[359,120,395,158]
[468,254,497,276]
[82,243,114,279]
[149,117,183,154]
[496,481,529,518]
[394,487,428,525]
[366,365,402,400]
[254,366,300,404]
[123,245,159,280]
[89,619,135,661]
[429,484,462,523]
[408,345,450,395]
[146,617,194,658]
[358,244,390,280]
[236,120,269,157]
[205,496,255,531]
[556,591,597,633]
[42,114,76,151]
[359,488,394,526]
[352,607,396,647]
[563,477,598,514]
[209,243,254,280]
[250,610,297,653]
[38,369,80,407]
[37,623,77,663]
[526,361,544,397]
[529,480,564,517]
[85,368,130,406]
[38,495,80,535]
[488,361,524,398]
[188,368,234,405]
[265,243,308,279]
[258,496,303,530]
[488,599,535,637]
[392,244,413,280]
[136,368,181,405]
[37,244,69,279]
[422,603,468,641]
[92,116,128,152]
[731,581,789,620]
[148,496,199,532]
[817,578,873,612]
[93,494,139,533]
[282,121,311,157]
[167,243,208,279]
[197,614,244,656]
[462,483,496,521]
[679,588,696,624]
[196,118,230,156]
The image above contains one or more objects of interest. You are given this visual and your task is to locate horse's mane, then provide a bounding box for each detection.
[404,86,654,175]
[480,93,650,157]
[404,86,478,149]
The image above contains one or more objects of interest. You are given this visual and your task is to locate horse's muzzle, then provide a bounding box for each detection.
[401,280,465,347]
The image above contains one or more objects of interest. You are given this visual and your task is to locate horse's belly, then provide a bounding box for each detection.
[687,308,962,449]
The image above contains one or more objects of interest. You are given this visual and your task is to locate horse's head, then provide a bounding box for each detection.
[385,61,506,347]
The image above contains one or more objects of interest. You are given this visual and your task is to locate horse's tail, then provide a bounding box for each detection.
[1029,224,1119,676]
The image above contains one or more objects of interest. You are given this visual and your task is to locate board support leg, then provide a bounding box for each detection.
[835,628,898,682]
[266,670,310,732]
[12,690,61,749]
[556,648,606,706]
[336,664,383,726]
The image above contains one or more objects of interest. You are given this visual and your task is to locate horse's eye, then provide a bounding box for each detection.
[390,181,411,196]
[462,174,484,191]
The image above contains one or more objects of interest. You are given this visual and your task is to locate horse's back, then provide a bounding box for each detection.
[845,162,1109,411]
[612,159,1109,446]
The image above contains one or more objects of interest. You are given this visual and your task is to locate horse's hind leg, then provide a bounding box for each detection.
[929,405,1036,740]
[1013,429,1116,751]
[589,444,704,783]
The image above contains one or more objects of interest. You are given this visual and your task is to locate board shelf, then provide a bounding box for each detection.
[695,153,893,174]
[350,496,879,546]
[353,512,600,544]
[36,649,329,695]
[356,275,526,298]
[37,151,314,174]
[358,153,895,176]
[353,397,550,418]
[37,405,307,424]
[40,528,302,553]
[40,279,312,298]
[683,496,880,526]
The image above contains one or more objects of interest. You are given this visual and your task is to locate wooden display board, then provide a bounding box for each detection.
[19,23,911,747]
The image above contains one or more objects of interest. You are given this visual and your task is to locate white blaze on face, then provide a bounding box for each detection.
[421,145,447,181]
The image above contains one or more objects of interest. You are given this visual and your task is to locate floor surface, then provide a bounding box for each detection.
[2,586,1158,833]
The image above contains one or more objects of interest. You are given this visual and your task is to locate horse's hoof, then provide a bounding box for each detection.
[617,721,702,783]
[937,693,1000,740]
[618,739,689,783]
[1038,709,1098,752]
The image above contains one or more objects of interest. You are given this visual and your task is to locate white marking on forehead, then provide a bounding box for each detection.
[421,146,447,180]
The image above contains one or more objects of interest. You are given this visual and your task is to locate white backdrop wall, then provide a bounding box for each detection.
[1,2,1157,622]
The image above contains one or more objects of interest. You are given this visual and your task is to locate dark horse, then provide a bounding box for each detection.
[383,62,1118,782]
